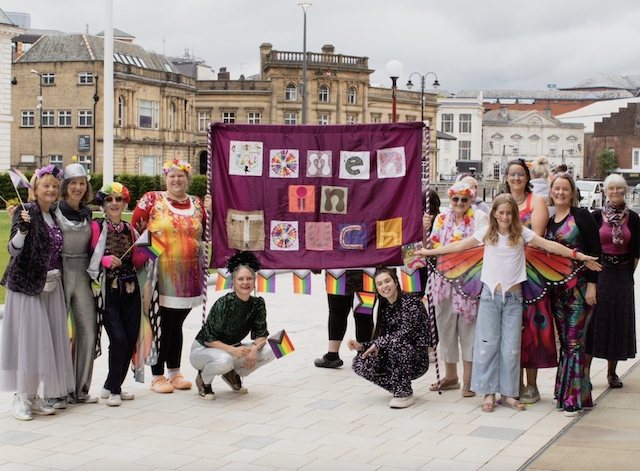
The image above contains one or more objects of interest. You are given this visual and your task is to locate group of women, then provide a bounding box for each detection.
[412,160,637,416]
[0,160,212,420]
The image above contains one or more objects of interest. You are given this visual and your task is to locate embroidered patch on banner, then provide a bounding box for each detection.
[339,151,370,180]
[307,151,332,178]
[289,185,315,213]
[226,209,265,251]
[376,217,403,249]
[229,140,263,176]
[320,186,348,214]
[377,146,406,178]
[339,223,367,251]
[305,222,333,251]
[270,221,299,251]
[269,149,299,178]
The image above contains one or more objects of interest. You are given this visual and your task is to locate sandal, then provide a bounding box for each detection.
[481,394,495,412]
[169,374,192,390]
[608,374,623,388]
[429,377,460,391]
[462,382,475,398]
[502,397,526,411]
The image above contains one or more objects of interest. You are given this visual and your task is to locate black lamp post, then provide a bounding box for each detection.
[385,60,403,123]
[406,72,439,122]
[30,69,43,167]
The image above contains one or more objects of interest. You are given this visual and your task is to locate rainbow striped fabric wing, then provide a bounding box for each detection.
[426,246,484,300]
[523,246,583,304]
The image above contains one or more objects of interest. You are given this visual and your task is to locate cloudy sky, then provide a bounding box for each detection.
[4,0,640,93]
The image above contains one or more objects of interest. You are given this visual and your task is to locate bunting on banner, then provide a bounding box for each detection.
[362,268,376,293]
[257,270,277,293]
[215,268,232,291]
[353,291,376,315]
[326,269,346,295]
[292,270,312,295]
[400,267,422,293]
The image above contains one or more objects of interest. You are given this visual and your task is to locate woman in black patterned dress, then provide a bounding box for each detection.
[348,266,433,408]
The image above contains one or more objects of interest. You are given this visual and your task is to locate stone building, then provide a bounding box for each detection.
[11,32,196,174]
[482,107,585,183]
[0,9,21,171]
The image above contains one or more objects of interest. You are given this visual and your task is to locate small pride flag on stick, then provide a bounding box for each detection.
[362,268,376,293]
[257,270,276,293]
[133,230,166,261]
[215,268,232,291]
[326,269,346,295]
[292,270,312,295]
[400,267,422,293]
[8,168,32,209]
[353,291,376,315]
[268,329,295,359]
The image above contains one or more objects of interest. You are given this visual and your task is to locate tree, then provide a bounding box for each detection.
[596,149,618,177]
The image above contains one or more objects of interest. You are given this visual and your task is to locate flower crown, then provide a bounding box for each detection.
[35,164,63,180]
[95,182,131,205]
[163,159,191,175]
[447,182,475,199]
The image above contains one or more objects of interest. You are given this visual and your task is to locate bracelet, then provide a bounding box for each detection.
[572,249,578,259]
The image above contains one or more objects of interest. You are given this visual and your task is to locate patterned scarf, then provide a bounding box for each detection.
[603,201,628,246]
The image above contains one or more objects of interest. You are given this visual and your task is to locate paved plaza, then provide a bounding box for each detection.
[0,271,639,471]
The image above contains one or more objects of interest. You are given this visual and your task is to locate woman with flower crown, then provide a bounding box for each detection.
[427,181,488,397]
[0,166,75,421]
[132,160,211,394]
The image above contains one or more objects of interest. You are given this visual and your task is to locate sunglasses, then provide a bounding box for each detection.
[105,196,124,203]
[451,197,469,203]
[508,171,526,178]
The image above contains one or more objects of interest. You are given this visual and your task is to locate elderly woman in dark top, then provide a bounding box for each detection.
[348,266,433,409]
[190,252,275,400]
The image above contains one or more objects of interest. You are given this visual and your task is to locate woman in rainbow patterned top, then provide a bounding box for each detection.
[132,160,210,394]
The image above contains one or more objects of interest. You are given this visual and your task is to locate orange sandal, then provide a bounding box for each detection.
[151,376,174,394]
[169,374,192,390]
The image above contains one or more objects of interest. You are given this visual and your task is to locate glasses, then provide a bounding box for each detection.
[105,196,124,203]
[508,171,526,178]
[451,197,469,203]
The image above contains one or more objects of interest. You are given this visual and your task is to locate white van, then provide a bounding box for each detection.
[575,180,604,210]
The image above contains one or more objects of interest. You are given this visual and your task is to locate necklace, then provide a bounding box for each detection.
[515,194,527,204]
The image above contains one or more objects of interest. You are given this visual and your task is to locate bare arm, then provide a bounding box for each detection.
[415,235,481,257]
[530,194,549,236]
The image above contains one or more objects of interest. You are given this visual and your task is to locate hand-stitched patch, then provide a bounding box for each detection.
[320,186,348,214]
[229,141,263,176]
[226,209,264,250]
[305,222,333,251]
[376,217,402,249]
[377,146,406,178]
[339,151,370,180]
[269,149,299,178]
[306,151,332,177]
[339,223,367,251]
[289,185,315,213]
[270,221,299,251]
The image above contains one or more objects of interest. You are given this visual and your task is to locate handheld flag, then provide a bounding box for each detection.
[353,291,376,315]
[268,329,295,359]
[134,230,166,260]
[8,168,32,190]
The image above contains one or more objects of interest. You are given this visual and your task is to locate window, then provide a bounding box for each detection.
[459,114,472,133]
[78,110,93,127]
[319,85,329,103]
[347,115,356,125]
[222,111,235,123]
[458,140,471,160]
[117,96,124,126]
[77,155,91,172]
[21,110,34,127]
[530,143,538,156]
[169,103,175,130]
[141,156,161,175]
[371,114,381,123]
[198,111,210,132]
[78,72,94,85]
[441,113,453,133]
[347,87,356,104]
[284,112,298,125]
[512,143,520,155]
[138,99,154,129]
[549,142,557,156]
[633,149,640,168]
[285,84,297,102]
[41,73,55,85]
[49,155,63,169]
[318,114,329,125]
[58,110,72,127]
[42,110,55,127]
[493,163,500,180]
[248,112,261,124]
[567,144,575,156]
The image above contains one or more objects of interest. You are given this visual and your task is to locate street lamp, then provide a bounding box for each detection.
[406,72,439,122]
[30,69,43,167]
[299,3,312,124]
[385,60,403,123]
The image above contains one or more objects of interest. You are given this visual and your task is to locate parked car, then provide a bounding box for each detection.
[575,180,604,210]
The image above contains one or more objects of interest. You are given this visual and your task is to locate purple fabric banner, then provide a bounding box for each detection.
[209,122,424,270]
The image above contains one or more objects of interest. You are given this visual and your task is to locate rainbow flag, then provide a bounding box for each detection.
[400,267,421,293]
[362,268,376,293]
[135,230,166,260]
[326,269,346,295]
[8,168,32,189]
[353,291,376,315]
[257,270,276,293]
[215,268,232,291]
[268,329,295,359]
[293,270,312,295]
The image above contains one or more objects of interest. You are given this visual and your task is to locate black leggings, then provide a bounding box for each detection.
[151,307,191,376]
[327,293,374,343]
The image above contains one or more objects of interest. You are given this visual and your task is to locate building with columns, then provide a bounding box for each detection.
[0,9,22,171]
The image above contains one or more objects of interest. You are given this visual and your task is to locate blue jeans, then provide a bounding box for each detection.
[471,285,523,397]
